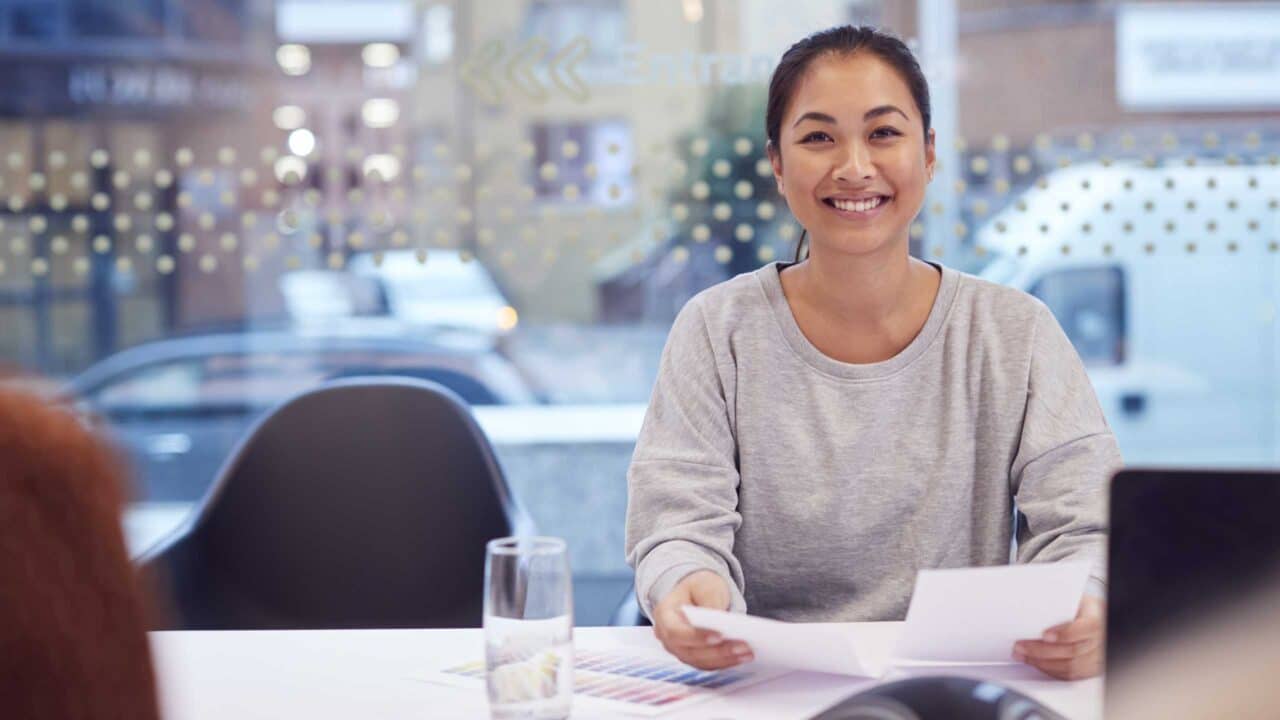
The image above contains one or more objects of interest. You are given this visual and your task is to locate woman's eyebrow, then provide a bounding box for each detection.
[792,105,910,128]
[791,111,837,128]
[864,104,910,122]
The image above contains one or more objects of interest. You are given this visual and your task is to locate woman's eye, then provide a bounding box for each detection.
[800,131,832,143]
[872,127,902,139]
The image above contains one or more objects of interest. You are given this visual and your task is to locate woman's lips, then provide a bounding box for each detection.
[823,196,892,221]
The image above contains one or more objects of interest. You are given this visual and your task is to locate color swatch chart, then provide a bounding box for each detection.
[437,648,788,716]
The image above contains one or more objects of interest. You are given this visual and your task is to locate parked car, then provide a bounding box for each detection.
[975,160,1280,466]
[278,249,519,349]
[66,331,539,502]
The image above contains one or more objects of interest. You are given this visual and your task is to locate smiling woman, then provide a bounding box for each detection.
[625,25,1119,682]
[764,25,934,264]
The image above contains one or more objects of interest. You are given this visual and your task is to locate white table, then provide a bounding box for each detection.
[151,624,1101,719]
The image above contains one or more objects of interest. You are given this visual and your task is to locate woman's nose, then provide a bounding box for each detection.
[834,141,874,181]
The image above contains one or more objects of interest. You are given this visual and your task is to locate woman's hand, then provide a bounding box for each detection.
[652,570,754,670]
[1013,595,1105,680]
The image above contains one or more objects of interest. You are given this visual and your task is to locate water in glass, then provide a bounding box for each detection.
[484,537,573,720]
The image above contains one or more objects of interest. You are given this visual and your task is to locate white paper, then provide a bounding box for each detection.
[895,562,1092,663]
[682,606,887,678]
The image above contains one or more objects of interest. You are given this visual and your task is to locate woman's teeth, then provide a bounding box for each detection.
[829,197,886,212]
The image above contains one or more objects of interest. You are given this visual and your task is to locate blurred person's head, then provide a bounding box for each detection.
[764,25,935,263]
[0,385,160,720]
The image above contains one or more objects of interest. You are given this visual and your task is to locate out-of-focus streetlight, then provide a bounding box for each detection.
[362,42,400,68]
[276,44,312,76]
[273,155,308,185]
[363,154,401,183]
[287,128,316,157]
[273,105,307,131]
[361,98,400,129]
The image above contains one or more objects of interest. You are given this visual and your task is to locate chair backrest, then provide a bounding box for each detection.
[609,586,651,627]
[143,376,531,630]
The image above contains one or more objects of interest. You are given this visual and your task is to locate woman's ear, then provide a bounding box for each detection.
[925,128,937,182]
[766,140,784,195]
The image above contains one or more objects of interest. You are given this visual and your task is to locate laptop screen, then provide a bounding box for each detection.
[1106,468,1280,674]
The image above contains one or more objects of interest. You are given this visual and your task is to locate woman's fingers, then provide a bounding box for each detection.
[1014,634,1103,680]
[1013,595,1107,679]
[1013,636,1099,661]
[1024,648,1102,681]
[1042,609,1102,643]
[654,602,753,669]
[670,641,754,670]
[652,572,753,670]
[655,603,717,645]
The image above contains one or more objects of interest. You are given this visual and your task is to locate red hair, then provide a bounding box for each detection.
[0,384,160,720]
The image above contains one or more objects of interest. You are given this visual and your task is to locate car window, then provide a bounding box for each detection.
[311,350,503,404]
[93,361,203,409]
[91,354,326,412]
[1029,266,1127,367]
[323,366,501,405]
[199,353,329,405]
[87,347,506,412]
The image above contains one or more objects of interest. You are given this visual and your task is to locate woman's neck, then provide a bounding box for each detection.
[787,242,931,330]
[778,242,942,364]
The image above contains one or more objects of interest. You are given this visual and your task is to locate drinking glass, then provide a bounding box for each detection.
[483,536,574,720]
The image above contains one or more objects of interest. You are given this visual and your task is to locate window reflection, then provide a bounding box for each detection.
[0,0,1277,623]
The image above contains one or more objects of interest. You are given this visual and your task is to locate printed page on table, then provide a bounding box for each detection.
[421,647,793,717]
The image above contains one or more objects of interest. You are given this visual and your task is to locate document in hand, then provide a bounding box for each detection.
[683,562,1092,674]
[681,606,889,678]
[895,561,1092,664]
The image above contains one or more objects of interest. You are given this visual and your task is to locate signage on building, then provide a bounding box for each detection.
[68,64,250,111]
[1117,3,1280,110]
[0,60,250,116]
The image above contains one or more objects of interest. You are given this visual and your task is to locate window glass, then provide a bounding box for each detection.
[3,0,1277,624]
[93,361,204,409]
[1030,266,1126,366]
[71,0,165,39]
[179,0,246,44]
[11,3,59,39]
[523,0,625,69]
[531,120,633,205]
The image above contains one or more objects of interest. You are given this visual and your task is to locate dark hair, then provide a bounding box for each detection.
[764,25,933,261]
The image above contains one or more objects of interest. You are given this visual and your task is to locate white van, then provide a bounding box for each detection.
[346,249,519,340]
[278,249,519,349]
[974,161,1280,467]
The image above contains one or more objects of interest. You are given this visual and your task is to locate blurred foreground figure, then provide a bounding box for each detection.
[0,384,160,720]
[1108,570,1280,720]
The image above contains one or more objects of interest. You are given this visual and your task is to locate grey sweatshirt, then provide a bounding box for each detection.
[625,261,1122,622]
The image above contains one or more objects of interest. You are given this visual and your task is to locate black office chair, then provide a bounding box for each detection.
[610,585,651,627]
[141,376,533,630]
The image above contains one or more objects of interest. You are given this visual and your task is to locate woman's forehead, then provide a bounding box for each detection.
[785,53,916,124]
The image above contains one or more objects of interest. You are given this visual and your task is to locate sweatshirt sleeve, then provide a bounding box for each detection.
[1010,302,1124,599]
[625,297,747,620]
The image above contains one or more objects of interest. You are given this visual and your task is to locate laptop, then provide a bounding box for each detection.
[1105,468,1280,708]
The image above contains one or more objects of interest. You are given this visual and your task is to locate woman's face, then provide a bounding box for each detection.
[770,52,935,259]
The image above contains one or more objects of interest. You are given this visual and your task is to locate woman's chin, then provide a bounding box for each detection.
[808,230,908,259]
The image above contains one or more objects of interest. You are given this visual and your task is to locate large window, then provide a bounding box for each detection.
[71,0,166,38]
[530,120,633,205]
[3,0,1278,623]
[1030,266,1126,367]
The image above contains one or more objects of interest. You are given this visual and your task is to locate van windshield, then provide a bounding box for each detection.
[390,274,499,303]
